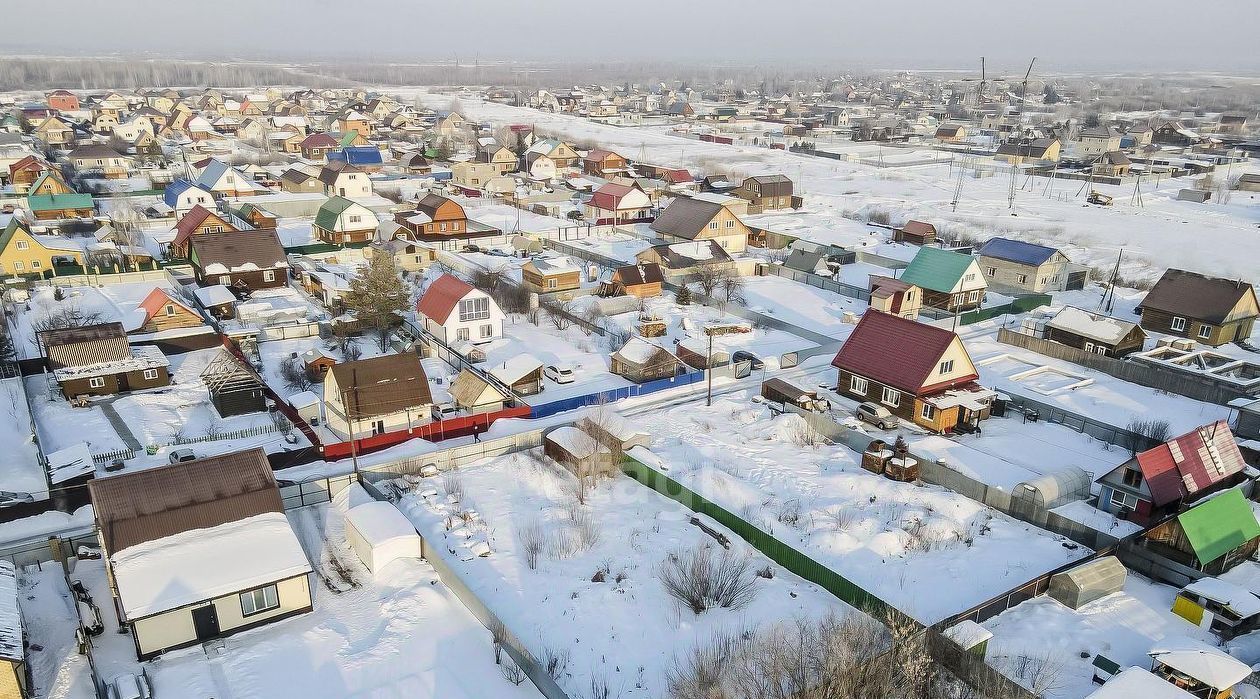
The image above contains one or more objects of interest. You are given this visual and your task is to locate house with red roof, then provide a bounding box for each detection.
[1096,421,1249,526]
[584,182,654,225]
[7,155,53,194]
[168,205,240,259]
[127,287,205,336]
[831,310,993,433]
[416,274,503,345]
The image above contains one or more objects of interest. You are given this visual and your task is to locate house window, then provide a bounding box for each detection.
[920,403,935,421]
[1110,489,1138,511]
[725,220,735,228]
[142,369,159,380]
[985,267,996,277]
[1170,316,1187,332]
[1017,274,1028,284]
[456,328,470,341]
[939,360,954,375]
[15,241,28,250]
[31,261,40,270]
[439,222,448,232]
[708,221,719,230]
[13,262,23,271]
[88,377,105,389]
[349,215,361,223]
[458,297,490,322]
[165,304,176,316]
[1198,324,1213,340]
[263,270,276,282]
[880,386,900,408]
[547,278,557,289]
[239,584,279,617]
[480,324,493,338]
[850,376,868,395]
[1084,342,1095,353]
[967,290,980,302]
[1122,468,1142,488]
[1095,346,1108,355]
[218,275,231,285]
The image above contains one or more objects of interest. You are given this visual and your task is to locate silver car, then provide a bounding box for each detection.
[856,402,897,430]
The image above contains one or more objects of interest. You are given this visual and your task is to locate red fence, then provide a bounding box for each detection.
[321,405,532,460]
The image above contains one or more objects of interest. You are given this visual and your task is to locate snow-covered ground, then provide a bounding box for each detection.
[395,450,851,698]
[627,391,1089,623]
[23,503,543,699]
[9,281,175,360]
[740,275,866,340]
[0,377,48,499]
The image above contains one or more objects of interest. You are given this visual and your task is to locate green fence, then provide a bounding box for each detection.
[283,241,371,256]
[621,456,908,624]
[959,294,1052,325]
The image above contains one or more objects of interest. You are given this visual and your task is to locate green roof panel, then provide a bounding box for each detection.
[898,246,975,293]
[314,195,355,232]
[26,192,94,212]
[1178,489,1260,565]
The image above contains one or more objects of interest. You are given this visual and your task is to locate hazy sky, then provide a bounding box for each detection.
[2,0,1259,72]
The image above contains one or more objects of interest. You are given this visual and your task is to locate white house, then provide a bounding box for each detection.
[165,180,216,218]
[525,153,557,181]
[416,273,504,345]
[318,161,372,199]
[322,353,434,440]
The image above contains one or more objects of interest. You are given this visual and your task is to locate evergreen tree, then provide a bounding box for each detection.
[675,284,692,306]
[344,254,409,351]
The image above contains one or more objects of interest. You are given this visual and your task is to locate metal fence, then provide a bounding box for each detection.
[277,473,355,511]
[998,389,1160,453]
[0,525,96,567]
[528,370,707,419]
[756,263,871,302]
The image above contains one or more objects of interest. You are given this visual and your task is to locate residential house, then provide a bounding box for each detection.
[1092,151,1132,177]
[451,161,501,190]
[1044,307,1146,357]
[40,322,170,398]
[524,139,579,169]
[195,159,263,197]
[581,149,628,177]
[585,182,654,225]
[169,205,239,259]
[364,223,436,272]
[867,276,922,320]
[1096,421,1249,527]
[605,263,663,298]
[327,146,384,172]
[976,237,1072,294]
[279,167,323,194]
[477,143,518,174]
[323,354,433,440]
[733,174,796,212]
[127,287,206,335]
[1137,269,1258,346]
[1078,126,1123,157]
[32,115,76,147]
[897,246,987,311]
[7,154,52,194]
[400,152,431,174]
[313,196,379,245]
[524,152,557,180]
[318,161,372,199]
[26,185,94,221]
[1146,488,1260,578]
[46,89,79,111]
[416,274,504,345]
[831,310,993,433]
[522,255,582,293]
[611,336,683,382]
[783,249,831,276]
[336,110,372,139]
[649,196,750,253]
[164,179,216,218]
[935,124,967,142]
[1153,121,1202,147]
[994,138,1061,164]
[88,449,313,660]
[299,132,338,160]
[188,229,288,291]
[394,193,497,245]
[449,370,509,414]
[68,144,131,179]
[0,218,84,277]
[487,355,545,396]
[635,240,732,272]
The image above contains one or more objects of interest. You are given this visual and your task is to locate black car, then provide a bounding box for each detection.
[732,351,765,370]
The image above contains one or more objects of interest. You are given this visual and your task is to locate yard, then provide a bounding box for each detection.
[394,449,851,698]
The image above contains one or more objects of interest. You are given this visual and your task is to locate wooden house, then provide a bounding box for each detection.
[994,137,1061,164]
[649,195,749,253]
[1044,307,1146,357]
[733,174,795,212]
[415,274,503,345]
[831,310,993,433]
[0,219,84,277]
[300,348,337,379]
[394,193,487,244]
[1145,488,1260,578]
[606,263,663,298]
[1092,151,1132,177]
[169,205,239,259]
[611,337,682,383]
[581,149,628,177]
[635,240,732,273]
[545,426,616,482]
[585,182,653,225]
[189,229,288,291]
[1096,421,1248,527]
[68,144,131,179]
[313,196,378,244]
[87,449,313,660]
[522,255,582,293]
[279,168,323,194]
[200,349,267,417]
[524,139,579,169]
[40,322,170,398]
[897,246,987,312]
[976,237,1072,294]
[32,116,75,147]
[477,143,518,174]
[25,189,94,221]
[934,124,966,142]
[365,226,436,273]
[867,275,922,320]
[7,154,52,194]
[127,287,205,335]
[299,132,338,160]
[894,220,937,245]
[323,354,433,440]
[1137,270,1258,347]
[487,354,545,396]
[449,370,509,414]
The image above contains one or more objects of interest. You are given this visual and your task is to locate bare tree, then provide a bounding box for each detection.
[658,544,758,614]
[542,298,574,330]
[279,355,314,392]
[717,267,745,312]
[518,520,545,570]
[693,265,722,299]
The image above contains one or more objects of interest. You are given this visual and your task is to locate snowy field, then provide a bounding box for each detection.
[414,91,1260,284]
[22,503,542,699]
[740,276,866,340]
[395,450,850,697]
[627,391,1089,623]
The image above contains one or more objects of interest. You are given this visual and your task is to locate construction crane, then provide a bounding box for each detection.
[977,57,987,107]
[1018,57,1037,113]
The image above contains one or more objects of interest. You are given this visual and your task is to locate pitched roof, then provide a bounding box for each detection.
[977,237,1061,266]
[314,195,361,231]
[649,196,725,239]
[190,228,286,272]
[41,322,130,369]
[318,159,360,186]
[172,204,232,248]
[831,310,975,394]
[1176,489,1260,565]
[416,273,475,324]
[88,447,281,553]
[300,132,338,149]
[1045,306,1139,344]
[589,182,640,210]
[414,192,463,220]
[1138,269,1257,325]
[1135,420,1246,507]
[899,220,936,237]
[328,354,432,419]
[136,287,198,324]
[897,246,977,293]
[26,192,93,212]
[613,263,663,286]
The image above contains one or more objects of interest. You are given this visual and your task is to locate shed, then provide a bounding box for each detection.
[344,501,422,575]
[610,337,681,383]
[576,412,650,453]
[45,441,95,485]
[942,620,992,658]
[287,390,320,426]
[200,349,267,417]
[1148,636,1251,696]
[1089,667,1195,698]
[544,426,616,481]
[1012,466,1092,511]
[1173,576,1260,638]
[449,369,508,414]
[487,354,544,396]
[1048,556,1127,610]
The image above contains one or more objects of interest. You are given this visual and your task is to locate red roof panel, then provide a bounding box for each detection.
[1137,420,1245,506]
[830,310,975,394]
[416,274,474,324]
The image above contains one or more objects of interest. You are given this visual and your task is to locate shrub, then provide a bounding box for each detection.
[658,544,758,614]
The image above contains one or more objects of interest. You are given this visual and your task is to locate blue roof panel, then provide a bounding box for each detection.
[977,237,1059,266]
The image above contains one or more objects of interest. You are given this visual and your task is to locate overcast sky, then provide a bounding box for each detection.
[2,0,1258,72]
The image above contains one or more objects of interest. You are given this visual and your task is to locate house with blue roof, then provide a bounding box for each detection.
[164,178,215,216]
[326,146,384,171]
[976,237,1072,294]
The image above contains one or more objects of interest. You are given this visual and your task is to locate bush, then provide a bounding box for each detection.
[658,544,758,614]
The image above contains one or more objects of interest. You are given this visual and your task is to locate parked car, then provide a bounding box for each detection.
[431,402,458,421]
[168,448,196,464]
[461,244,481,253]
[732,351,765,370]
[856,402,897,430]
[106,672,152,699]
[544,363,576,384]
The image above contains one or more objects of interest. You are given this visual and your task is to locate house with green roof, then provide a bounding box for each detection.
[1146,489,1260,576]
[896,246,987,311]
[26,192,95,221]
[313,196,378,245]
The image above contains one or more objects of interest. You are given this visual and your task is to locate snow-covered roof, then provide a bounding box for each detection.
[1088,667,1195,698]
[194,284,236,307]
[488,354,543,385]
[45,442,95,485]
[287,390,319,409]
[668,241,717,260]
[52,344,169,381]
[1046,306,1137,344]
[1148,636,1251,688]
[530,255,581,276]
[110,511,312,618]
[1182,577,1260,619]
[546,426,609,459]
[346,501,419,548]
[942,619,992,650]
[0,561,21,663]
[615,336,669,365]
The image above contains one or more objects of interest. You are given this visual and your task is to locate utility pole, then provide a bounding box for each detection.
[344,386,361,480]
[706,332,714,407]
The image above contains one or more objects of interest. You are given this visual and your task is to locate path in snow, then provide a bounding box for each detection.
[97,401,143,451]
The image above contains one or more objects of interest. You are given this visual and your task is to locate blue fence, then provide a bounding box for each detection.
[528,370,706,418]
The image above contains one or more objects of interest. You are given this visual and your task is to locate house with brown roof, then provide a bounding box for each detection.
[584,182,654,225]
[581,148,628,177]
[393,193,499,246]
[279,167,324,194]
[867,275,922,320]
[1137,270,1258,346]
[169,205,240,259]
[322,353,434,440]
[606,263,664,298]
[7,154,52,194]
[188,229,288,291]
[893,220,937,245]
[935,124,966,142]
[299,132,338,160]
[40,322,170,398]
[318,160,372,199]
[1095,421,1248,527]
[416,273,504,345]
[649,195,750,253]
[994,137,1061,164]
[733,174,796,213]
[831,311,993,433]
[68,144,133,179]
[46,89,79,112]
[88,449,313,660]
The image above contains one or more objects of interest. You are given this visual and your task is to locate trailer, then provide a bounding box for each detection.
[760,377,831,414]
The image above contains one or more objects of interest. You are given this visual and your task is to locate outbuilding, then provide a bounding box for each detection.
[345,501,423,576]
